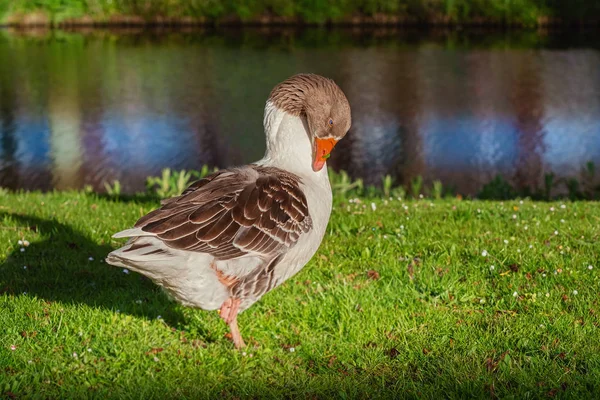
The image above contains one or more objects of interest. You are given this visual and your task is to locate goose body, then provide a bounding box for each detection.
[107,74,351,347]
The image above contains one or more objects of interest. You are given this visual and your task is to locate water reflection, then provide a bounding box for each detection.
[1,28,600,195]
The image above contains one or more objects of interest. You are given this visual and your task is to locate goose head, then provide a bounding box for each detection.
[268,74,352,172]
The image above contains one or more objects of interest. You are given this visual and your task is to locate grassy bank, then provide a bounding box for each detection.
[1,0,600,27]
[1,186,600,398]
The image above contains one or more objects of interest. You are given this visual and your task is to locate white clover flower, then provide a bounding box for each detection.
[481,250,488,257]
[20,248,25,252]
[153,357,159,362]
[573,290,578,295]
[23,240,30,247]
[88,257,94,261]
[73,352,78,358]
[554,231,558,235]
[512,214,517,219]
[18,240,23,246]
[550,207,555,212]
[123,269,130,274]
[588,265,593,270]
[371,203,377,211]
[513,292,518,297]
[157,315,162,320]
[560,204,566,209]
[490,265,495,271]
[504,240,509,244]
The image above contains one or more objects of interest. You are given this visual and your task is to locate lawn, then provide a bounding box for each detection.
[1,190,599,398]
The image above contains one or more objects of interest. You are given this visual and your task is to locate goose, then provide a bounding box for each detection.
[106,74,352,348]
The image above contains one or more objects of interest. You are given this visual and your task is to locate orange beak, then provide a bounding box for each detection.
[312,137,338,172]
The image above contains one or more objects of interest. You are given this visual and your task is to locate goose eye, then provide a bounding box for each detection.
[328,118,334,126]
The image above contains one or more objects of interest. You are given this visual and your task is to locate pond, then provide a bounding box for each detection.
[1,27,600,196]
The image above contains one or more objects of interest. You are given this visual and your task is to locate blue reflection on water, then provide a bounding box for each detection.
[1,29,600,196]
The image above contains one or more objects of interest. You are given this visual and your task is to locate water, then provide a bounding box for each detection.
[1,27,600,196]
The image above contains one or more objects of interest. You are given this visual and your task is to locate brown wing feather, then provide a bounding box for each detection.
[135,166,312,261]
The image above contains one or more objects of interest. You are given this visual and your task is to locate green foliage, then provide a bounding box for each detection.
[359,0,400,15]
[382,174,393,197]
[139,163,600,203]
[542,172,555,201]
[390,184,406,199]
[581,161,600,200]
[432,179,443,200]
[103,179,122,197]
[328,168,364,197]
[410,175,423,198]
[2,0,600,25]
[479,175,517,200]
[479,163,600,201]
[145,167,216,199]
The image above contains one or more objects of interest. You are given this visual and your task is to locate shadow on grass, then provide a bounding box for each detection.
[0,211,214,341]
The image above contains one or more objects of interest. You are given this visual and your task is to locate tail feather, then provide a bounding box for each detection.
[106,236,175,278]
[106,235,227,310]
[112,227,150,239]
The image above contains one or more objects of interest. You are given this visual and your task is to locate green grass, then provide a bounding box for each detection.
[2,0,600,26]
[1,190,600,398]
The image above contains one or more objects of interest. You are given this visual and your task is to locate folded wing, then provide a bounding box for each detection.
[135,166,313,261]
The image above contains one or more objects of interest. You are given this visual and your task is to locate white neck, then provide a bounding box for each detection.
[258,100,328,180]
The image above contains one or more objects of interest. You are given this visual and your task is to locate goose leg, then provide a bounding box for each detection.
[219,298,246,349]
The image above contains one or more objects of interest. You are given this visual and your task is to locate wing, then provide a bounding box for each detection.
[134,166,313,261]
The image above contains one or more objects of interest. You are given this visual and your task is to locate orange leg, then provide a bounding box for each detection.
[219,298,246,349]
